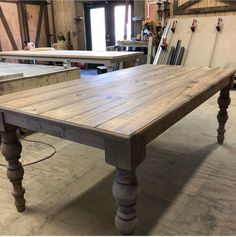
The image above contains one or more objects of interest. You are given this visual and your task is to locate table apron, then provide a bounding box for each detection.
[0,56,114,66]
[1,111,110,150]
[0,77,232,147]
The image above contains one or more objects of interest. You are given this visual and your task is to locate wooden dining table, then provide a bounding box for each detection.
[0,50,144,71]
[0,64,235,235]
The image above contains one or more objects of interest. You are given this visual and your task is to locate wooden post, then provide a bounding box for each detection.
[44,3,51,47]
[147,36,155,64]
[0,6,18,50]
[0,127,25,212]
[35,4,44,48]
[112,168,140,235]
[21,2,30,43]
[17,2,26,49]
[217,82,232,144]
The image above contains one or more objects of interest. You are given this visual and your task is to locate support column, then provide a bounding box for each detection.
[217,84,231,144]
[1,128,25,212]
[112,168,140,235]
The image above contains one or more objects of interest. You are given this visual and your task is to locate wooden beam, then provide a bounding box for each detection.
[146,36,154,64]
[174,0,236,15]
[0,0,48,5]
[0,0,19,3]
[176,5,236,15]
[0,40,2,52]
[44,4,51,47]
[21,2,30,42]
[50,0,57,43]
[17,2,25,49]
[178,0,199,10]
[0,6,18,50]
[20,0,48,5]
[35,4,44,47]
[221,0,236,4]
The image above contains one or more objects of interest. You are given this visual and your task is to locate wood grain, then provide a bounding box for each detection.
[0,65,235,142]
[0,64,235,234]
[0,2,22,51]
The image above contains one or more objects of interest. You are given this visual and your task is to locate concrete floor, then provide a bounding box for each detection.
[0,89,236,235]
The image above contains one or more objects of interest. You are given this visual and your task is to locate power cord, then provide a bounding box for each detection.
[0,135,57,167]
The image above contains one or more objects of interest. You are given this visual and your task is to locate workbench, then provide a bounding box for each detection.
[0,63,80,96]
[0,65,235,235]
[0,50,144,71]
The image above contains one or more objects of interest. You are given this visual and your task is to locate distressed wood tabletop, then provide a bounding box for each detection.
[0,49,143,61]
[0,50,144,71]
[0,65,234,140]
[0,64,235,235]
[0,62,80,96]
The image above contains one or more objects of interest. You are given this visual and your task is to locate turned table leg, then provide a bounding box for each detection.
[112,168,140,235]
[0,128,26,212]
[217,85,231,144]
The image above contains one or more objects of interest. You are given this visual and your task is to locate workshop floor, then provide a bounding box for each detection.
[80,69,97,78]
[0,89,236,235]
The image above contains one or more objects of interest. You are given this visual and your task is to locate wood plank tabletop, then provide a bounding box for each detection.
[0,62,78,82]
[0,50,144,60]
[0,72,23,80]
[0,65,235,143]
[0,62,80,96]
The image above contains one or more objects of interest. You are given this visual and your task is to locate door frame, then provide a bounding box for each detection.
[84,1,134,50]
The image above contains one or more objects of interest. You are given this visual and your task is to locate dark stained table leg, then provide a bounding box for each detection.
[112,168,140,235]
[0,127,26,212]
[217,83,232,144]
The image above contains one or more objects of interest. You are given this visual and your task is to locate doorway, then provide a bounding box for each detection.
[85,1,133,51]
[90,7,106,51]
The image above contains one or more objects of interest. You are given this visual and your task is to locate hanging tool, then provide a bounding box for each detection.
[182,19,198,65]
[160,20,177,64]
[191,19,197,32]
[209,18,223,67]
[171,20,177,33]
[216,17,223,32]
[153,22,171,64]
[161,37,168,50]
